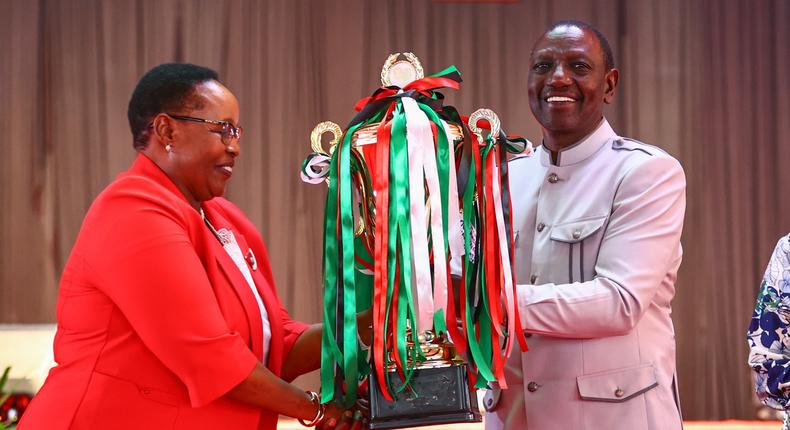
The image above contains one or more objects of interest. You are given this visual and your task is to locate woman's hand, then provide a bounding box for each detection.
[317,402,366,430]
[316,377,370,429]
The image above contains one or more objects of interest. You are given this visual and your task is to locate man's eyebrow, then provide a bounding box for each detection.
[566,50,595,59]
[529,51,553,61]
[531,50,595,61]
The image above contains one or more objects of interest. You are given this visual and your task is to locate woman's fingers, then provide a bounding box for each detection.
[317,417,337,430]
[317,403,344,430]
[327,409,356,430]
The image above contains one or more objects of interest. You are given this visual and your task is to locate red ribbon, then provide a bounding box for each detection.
[354,76,461,113]
[372,112,394,401]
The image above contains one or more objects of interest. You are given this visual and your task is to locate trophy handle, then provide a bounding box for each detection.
[310,121,343,155]
[381,52,425,88]
[468,108,501,141]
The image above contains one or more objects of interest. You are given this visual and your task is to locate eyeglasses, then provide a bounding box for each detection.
[167,114,243,145]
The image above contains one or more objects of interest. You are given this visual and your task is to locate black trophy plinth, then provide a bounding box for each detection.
[367,364,481,429]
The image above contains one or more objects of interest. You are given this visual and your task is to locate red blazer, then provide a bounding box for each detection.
[20,154,308,430]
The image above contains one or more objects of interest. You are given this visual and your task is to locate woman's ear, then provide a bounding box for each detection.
[151,113,175,147]
[603,68,619,105]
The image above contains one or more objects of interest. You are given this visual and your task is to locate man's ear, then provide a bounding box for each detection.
[603,68,619,104]
[151,113,175,147]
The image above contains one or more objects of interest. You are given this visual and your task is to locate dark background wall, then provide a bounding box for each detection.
[2,0,788,420]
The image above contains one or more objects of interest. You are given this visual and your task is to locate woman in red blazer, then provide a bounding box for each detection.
[19,64,366,430]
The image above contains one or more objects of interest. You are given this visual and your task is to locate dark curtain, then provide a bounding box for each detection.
[1,0,788,420]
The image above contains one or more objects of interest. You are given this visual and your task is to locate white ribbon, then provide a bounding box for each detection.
[300,154,331,184]
[402,97,437,333]
[490,155,516,361]
[421,113,448,329]
[442,121,464,265]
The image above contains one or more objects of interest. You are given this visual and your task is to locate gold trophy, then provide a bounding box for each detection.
[303,53,526,429]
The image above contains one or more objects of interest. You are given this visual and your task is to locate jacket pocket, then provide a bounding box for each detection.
[549,215,608,283]
[72,371,179,429]
[576,363,658,402]
[549,215,607,244]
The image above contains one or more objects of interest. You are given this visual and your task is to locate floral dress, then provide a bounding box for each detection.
[748,234,790,412]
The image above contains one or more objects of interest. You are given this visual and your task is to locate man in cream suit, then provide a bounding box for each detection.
[484,21,686,429]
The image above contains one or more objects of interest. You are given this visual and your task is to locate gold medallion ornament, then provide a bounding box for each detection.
[468,108,501,140]
[310,121,343,155]
[380,52,424,88]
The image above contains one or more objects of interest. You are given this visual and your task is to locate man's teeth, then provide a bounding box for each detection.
[547,96,575,102]
[221,166,233,174]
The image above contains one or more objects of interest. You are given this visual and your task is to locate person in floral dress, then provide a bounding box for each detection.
[748,234,790,428]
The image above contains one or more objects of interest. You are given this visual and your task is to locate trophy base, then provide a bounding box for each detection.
[368,364,481,429]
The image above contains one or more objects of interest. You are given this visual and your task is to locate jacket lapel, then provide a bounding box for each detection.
[203,208,265,362]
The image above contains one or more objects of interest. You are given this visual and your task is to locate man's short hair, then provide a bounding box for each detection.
[547,20,615,72]
[127,63,219,149]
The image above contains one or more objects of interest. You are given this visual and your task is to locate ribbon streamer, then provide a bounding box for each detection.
[402,96,436,334]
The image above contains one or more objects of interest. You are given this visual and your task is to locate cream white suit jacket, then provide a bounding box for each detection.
[484,119,685,430]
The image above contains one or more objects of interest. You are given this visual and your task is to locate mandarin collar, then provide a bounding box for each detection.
[539,118,617,167]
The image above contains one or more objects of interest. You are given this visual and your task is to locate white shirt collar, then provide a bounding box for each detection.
[539,118,617,167]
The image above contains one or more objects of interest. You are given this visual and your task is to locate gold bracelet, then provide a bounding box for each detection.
[297,391,325,427]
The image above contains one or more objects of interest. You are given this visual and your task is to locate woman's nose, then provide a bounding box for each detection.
[226,140,240,156]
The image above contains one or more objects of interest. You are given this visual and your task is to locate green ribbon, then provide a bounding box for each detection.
[320,138,343,403]
[320,120,368,406]
[387,103,420,392]
[429,65,461,79]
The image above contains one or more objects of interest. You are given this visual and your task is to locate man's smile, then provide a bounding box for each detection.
[545,95,577,103]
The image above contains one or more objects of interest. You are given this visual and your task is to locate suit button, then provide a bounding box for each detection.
[530,274,538,284]
[547,173,559,183]
[615,388,625,398]
[527,381,540,392]
[141,388,151,395]
[523,331,533,338]
[572,230,581,239]
[536,223,545,232]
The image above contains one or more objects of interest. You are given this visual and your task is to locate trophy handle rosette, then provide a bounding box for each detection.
[300,53,531,429]
[299,121,340,185]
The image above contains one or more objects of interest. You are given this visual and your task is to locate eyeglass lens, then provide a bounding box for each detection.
[220,123,242,144]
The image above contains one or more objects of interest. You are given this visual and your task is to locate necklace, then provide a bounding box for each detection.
[199,207,225,244]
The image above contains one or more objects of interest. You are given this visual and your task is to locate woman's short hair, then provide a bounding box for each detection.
[127,63,219,149]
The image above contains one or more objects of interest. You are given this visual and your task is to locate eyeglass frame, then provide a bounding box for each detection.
[166,114,243,145]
